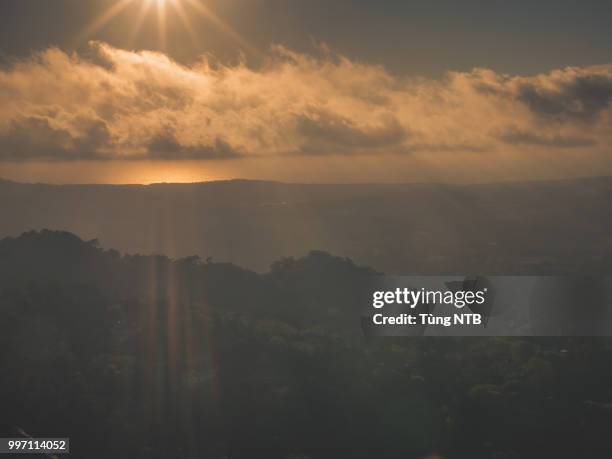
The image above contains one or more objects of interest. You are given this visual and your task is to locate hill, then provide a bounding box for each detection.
[2,230,612,458]
[2,177,612,273]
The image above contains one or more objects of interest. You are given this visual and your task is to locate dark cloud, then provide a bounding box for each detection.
[295,110,407,155]
[0,116,110,160]
[516,73,612,121]
[147,132,241,160]
[497,127,597,148]
[407,142,489,153]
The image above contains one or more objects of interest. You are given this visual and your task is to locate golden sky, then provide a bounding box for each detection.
[0,0,611,184]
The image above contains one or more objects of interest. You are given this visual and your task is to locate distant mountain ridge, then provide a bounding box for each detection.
[2,176,612,274]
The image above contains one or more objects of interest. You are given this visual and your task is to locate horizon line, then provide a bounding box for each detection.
[2,174,612,188]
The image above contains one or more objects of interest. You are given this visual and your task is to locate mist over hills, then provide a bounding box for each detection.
[2,176,612,274]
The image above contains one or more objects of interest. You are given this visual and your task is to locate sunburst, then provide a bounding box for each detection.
[75,0,258,56]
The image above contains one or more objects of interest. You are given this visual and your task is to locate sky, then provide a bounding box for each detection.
[0,0,611,184]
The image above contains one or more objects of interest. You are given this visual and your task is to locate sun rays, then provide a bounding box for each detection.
[75,0,257,56]
[75,0,134,44]
[182,0,259,57]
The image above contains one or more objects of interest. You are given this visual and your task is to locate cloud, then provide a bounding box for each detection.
[0,116,111,160]
[497,126,597,148]
[295,109,407,154]
[0,42,610,161]
[515,73,612,121]
[147,131,241,159]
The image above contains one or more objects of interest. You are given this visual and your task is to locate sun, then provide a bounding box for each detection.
[76,0,257,56]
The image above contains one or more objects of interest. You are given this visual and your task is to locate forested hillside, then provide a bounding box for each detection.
[1,231,612,458]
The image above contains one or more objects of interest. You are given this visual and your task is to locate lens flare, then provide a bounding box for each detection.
[75,0,258,57]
